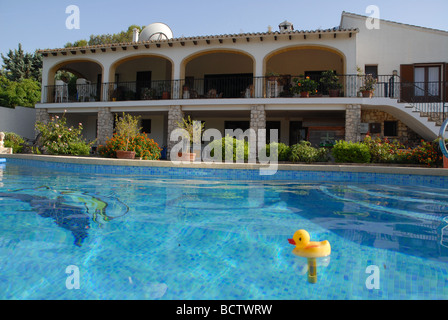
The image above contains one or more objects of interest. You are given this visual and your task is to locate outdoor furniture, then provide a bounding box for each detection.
[76,78,91,102]
[54,80,68,103]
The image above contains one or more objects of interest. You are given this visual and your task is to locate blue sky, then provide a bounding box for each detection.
[1,0,448,57]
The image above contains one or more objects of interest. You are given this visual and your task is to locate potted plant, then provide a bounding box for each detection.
[291,75,318,98]
[357,67,377,98]
[360,74,377,98]
[176,116,205,161]
[320,70,342,97]
[114,112,141,159]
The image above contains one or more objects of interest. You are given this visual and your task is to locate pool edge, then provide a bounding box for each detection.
[2,153,448,177]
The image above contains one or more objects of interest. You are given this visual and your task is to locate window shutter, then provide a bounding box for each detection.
[400,64,414,102]
[444,63,448,103]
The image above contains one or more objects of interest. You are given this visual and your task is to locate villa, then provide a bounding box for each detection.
[36,11,448,157]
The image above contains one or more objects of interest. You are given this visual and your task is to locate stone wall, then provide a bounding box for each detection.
[97,108,114,146]
[167,105,184,159]
[250,105,266,159]
[361,109,423,145]
[345,105,361,142]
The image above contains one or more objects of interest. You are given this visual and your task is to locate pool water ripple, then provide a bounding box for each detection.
[0,160,447,299]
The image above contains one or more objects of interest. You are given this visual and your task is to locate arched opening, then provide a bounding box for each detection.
[181,50,255,99]
[264,46,346,97]
[46,60,103,103]
[108,55,173,101]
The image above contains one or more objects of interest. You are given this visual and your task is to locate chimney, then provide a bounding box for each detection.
[279,21,294,32]
[133,28,140,42]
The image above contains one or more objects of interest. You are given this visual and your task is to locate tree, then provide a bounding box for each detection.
[65,25,144,47]
[1,44,42,82]
[0,74,41,108]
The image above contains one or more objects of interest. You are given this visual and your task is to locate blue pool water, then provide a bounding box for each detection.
[0,159,447,300]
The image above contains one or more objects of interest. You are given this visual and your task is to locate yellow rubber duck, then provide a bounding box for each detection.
[288,230,331,258]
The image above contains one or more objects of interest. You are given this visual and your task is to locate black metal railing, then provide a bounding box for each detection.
[399,78,446,122]
[42,75,444,118]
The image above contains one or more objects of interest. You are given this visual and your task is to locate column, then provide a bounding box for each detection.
[345,104,361,142]
[167,105,184,160]
[250,105,266,160]
[97,107,114,146]
[35,108,50,138]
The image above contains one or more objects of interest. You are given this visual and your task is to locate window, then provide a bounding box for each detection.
[414,66,440,97]
[384,121,398,137]
[365,65,378,78]
[141,119,151,134]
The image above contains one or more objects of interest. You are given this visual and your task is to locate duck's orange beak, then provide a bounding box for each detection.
[288,238,296,245]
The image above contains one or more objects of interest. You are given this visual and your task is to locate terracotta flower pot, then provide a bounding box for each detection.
[177,152,196,162]
[362,90,374,98]
[300,92,310,98]
[116,150,136,159]
[329,89,340,97]
[162,91,170,99]
[443,156,448,169]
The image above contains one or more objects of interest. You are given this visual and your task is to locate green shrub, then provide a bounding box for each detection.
[260,142,291,161]
[363,135,404,163]
[4,132,24,153]
[290,141,329,163]
[332,140,371,163]
[35,114,95,156]
[208,135,249,162]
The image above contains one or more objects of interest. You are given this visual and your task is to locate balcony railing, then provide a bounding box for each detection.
[42,75,444,109]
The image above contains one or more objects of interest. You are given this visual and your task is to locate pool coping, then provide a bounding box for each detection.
[2,153,448,177]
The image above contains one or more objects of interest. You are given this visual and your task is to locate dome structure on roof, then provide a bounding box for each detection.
[139,23,174,42]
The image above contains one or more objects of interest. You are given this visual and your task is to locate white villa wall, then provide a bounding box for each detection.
[341,13,448,74]
[0,106,36,139]
[140,114,166,147]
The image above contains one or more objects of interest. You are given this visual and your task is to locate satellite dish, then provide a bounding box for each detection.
[139,23,174,42]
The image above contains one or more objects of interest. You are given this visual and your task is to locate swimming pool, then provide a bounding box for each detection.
[0,158,447,300]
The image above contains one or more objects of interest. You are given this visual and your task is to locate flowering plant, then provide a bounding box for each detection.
[98,133,162,160]
[35,113,94,155]
[114,113,141,151]
[360,74,378,91]
[291,76,318,94]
